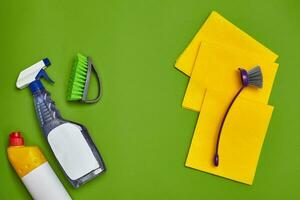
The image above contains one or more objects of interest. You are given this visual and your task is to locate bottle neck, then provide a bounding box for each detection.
[29,80,46,95]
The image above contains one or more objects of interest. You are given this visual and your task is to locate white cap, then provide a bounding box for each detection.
[16,58,51,89]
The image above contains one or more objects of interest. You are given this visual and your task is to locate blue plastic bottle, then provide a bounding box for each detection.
[16,58,106,188]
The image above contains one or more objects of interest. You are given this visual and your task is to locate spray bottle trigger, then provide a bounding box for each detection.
[36,69,54,84]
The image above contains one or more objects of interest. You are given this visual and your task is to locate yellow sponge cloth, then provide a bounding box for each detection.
[175,11,278,76]
[182,41,278,112]
[185,90,273,184]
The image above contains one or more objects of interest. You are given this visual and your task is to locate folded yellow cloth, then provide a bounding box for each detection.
[185,90,273,184]
[182,41,278,112]
[175,11,278,76]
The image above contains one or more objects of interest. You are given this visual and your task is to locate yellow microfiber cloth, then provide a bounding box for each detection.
[182,41,278,112]
[185,90,274,184]
[175,11,278,76]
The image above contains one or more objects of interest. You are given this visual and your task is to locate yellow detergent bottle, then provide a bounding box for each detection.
[7,132,72,200]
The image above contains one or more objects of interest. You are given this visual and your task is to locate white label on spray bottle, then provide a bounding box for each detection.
[48,123,100,180]
[22,162,72,200]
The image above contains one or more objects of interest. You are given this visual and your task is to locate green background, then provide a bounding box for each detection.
[0,0,299,199]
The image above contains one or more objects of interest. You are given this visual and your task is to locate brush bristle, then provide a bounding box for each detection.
[247,66,263,88]
[67,53,88,101]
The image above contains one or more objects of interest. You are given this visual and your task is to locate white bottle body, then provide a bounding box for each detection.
[22,162,72,200]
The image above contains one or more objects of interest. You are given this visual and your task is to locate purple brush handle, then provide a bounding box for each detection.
[213,86,244,166]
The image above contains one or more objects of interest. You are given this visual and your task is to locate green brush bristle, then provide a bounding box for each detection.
[67,53,89,101]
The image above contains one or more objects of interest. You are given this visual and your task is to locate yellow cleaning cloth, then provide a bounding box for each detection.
[185,90,273,184]
[182,41,278,112]
[175,11,278,76]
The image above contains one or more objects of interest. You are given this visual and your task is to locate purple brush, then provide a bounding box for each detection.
[213,66,263,167]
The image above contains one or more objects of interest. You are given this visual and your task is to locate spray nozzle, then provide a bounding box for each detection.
[16,58,53,89]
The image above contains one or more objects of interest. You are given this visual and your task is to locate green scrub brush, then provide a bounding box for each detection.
[67,53,102,103]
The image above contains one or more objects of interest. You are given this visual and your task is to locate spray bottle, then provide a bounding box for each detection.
[7,132,72,200]
[16,58,106,188]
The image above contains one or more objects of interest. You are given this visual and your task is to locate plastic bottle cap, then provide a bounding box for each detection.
[9,132,25,146]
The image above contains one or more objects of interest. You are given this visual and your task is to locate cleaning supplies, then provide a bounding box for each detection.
[176,11,278,184]
[67,53,102,103]
[7,132,72,200]
[16,58,106,188]
[213,66,263,166]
